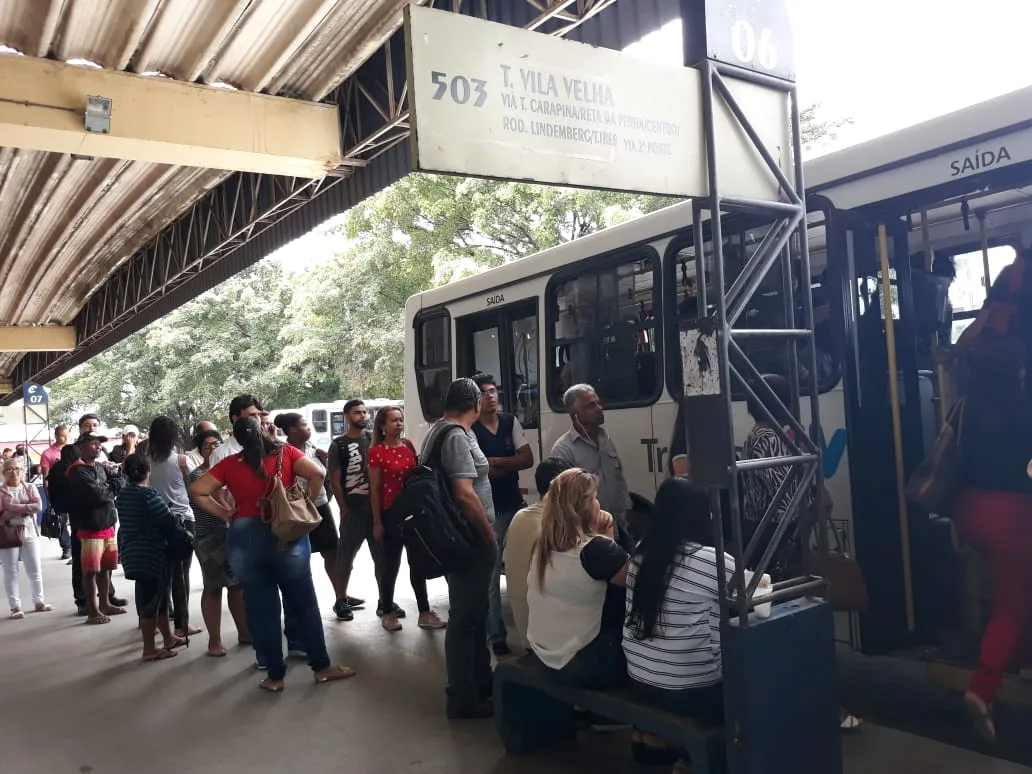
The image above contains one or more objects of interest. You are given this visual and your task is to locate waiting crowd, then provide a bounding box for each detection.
[0,373,832,770]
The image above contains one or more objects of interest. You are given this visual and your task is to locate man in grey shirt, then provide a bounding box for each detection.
[420,377,496,719]
[551,384,633,547]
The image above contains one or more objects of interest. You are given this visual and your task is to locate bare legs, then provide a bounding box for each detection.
[201,586,252,655]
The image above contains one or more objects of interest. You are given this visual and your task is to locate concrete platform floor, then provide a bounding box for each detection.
[1,539,1028,774]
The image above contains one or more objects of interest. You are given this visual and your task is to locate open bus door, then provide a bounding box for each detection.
[827,210,960,655]
[454,299,542,502]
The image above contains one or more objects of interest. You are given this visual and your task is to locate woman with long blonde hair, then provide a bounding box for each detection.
[526,467,629,688]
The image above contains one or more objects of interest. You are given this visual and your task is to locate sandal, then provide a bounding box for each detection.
[85,614,111,625]
[142,648,178,662]
[34,603,54,613]
[314,665,357,683]
[963,693,996,745]
[10,608,24,620]
[259,678,284,693]
[206,646,228,657]
[99,606,127,616]
[167,635,189,649]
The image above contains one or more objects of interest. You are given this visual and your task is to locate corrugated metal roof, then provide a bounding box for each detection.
[0,0,414,376]
[0,0,678,394]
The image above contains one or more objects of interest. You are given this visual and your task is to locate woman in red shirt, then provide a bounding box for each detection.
[370,406,446,632]
[189,417,356,692]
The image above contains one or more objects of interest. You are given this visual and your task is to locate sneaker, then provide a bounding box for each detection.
[491,641,513,658]
[255,652,268,671]
[109,596,128,608]
[376,603,406,619]
[60,551,70,560]
[381,613,403,632]
[287,642,308,659]
[418,610,447,630]
[333,600,354,621]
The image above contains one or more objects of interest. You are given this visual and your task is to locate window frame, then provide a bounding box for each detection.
[310,409,329,435]
[455,298,541,429]
[663,228,843,400]
[544,244,663,413]
[413,307,453,422]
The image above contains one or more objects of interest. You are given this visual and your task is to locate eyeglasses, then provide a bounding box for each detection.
[3,467,23,475]
[481,387,498,396]
[202,441,221,450]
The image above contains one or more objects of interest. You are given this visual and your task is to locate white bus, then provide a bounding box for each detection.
[272,399,404,449]
[404,84,1032,657]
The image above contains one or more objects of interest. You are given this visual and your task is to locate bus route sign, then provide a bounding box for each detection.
[404,5,791,201]
[405,4,705,198]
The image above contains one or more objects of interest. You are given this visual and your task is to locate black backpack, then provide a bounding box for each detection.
[395,424,474,580]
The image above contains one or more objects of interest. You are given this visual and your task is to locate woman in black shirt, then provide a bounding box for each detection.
[954,336,1032,743]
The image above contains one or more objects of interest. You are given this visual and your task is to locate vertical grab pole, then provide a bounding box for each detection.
[978,210,991,300]
[878,224,916,633]
[920,210,948,428]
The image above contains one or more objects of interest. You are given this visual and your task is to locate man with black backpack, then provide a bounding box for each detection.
[420,378,497,719]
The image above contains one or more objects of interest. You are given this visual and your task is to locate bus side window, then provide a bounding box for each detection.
[311,409,329,435]
[547,252,660,409]
[415,312,452,421]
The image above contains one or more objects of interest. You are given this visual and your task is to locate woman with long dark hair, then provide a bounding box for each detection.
[273,412,350,611]
[189,417,355,692]
[526,467,628,688]
[623,478,733,769]
[146,415,200,639]
[953,336,1032,743]
[369,405,445,632]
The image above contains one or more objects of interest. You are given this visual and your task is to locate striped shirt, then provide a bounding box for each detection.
[188,466,226,542]
[622,543,735,690]
[116,484,177,581]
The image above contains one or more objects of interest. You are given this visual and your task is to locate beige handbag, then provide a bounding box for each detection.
[260,448,322,544]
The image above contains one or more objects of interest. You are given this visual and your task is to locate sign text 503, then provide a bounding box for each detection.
[430,71,488,107]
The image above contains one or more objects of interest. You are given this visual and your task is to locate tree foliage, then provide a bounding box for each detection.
[50,106,842,427]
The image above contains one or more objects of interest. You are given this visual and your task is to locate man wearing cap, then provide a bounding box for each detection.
[108,424,139,464]
[67,431,126,625]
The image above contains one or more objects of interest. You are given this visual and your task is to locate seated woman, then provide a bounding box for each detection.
[526,467,628,689]
[623,477,733,770]
[116,454,184,661]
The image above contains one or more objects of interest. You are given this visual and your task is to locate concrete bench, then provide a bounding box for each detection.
[493,655,725,773]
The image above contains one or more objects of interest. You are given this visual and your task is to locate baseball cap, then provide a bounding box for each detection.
[122,424,139,436]
[75,431,108,446]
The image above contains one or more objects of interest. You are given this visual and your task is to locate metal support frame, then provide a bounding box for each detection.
[688,59,825,626]
[3,0,671,402]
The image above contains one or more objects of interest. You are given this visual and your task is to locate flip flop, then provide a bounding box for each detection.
[142,649,178,662]
[10,609,24,620]
[34,603,54,613]
[963,695,996,745]
[167,636,189,649]
[206,647,228,658]
[100,607,127,616]
[85,615,111,625]
[259,678,284,693]
[314,665,357,684]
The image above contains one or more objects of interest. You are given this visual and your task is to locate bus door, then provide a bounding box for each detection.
[455,299,542,502]
[830,212,951,654]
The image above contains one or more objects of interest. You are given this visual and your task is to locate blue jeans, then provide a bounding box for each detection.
[226,517,330,681]
[487,506,520,646]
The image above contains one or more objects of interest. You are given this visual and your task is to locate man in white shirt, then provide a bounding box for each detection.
[209,397,263,468]
[185,421,218,471]
[502,457,571,650]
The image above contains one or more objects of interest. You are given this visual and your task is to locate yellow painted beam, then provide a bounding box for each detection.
[0,54,341,178]
[0,326,76,352]
[0,382,11,393]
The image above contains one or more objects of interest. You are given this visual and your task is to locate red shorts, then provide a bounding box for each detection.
[80,526,118,574]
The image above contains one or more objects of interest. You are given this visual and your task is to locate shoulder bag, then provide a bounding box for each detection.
[260,447,322,544]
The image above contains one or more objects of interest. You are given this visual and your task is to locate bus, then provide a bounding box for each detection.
[272,399,404,448]
[404,83,1032,665]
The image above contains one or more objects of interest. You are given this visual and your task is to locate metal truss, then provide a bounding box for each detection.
[11,172,338,388]
[330,0,619,166]
[683,60,826,625]
[4,0,652,399]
